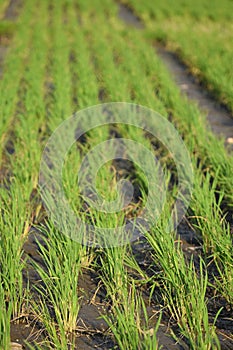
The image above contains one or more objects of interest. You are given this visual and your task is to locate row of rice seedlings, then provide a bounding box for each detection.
[102,272,162,350]
[0,0,49,348]
[82,11,151,249]
[67,14,163,343]
[76,0,117,17]
[0,183,29,348]
[98,18,176,176]
[32,155,85,347]
[95,219,163,348]
[65,1,108,144]
[81,10,134,153]
[1,0,47,315]
[189,167,233,306]
[85,19,129,101]
[0,280,11,348]
[119,0,233,22]
[31,223,83,349]
[66,6,99,109]
[46,2,72,131]
[0,0,31,161]
[87,146,162,348]
[113,133,220,347]
[144,205,221,349]
[28,1,100,346]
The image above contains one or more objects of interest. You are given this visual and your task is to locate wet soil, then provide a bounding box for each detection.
[3,0,22,20]
[118,3,143,29]
[156,47,233,150]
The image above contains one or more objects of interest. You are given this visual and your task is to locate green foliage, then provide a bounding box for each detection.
[0,0,232,348]
[0,21,16,36]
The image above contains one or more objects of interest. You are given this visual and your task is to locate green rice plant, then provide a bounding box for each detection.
[66,2,102,110]
[32,221,83,336]
[77,0,117,17]
[103,282,162,350]
[46,1,73,132]
[0,179,30,318]
[96,244,127,300]
[95,223,162,348]
[214,245,233,305]
[0,20,17,36]
[27,2,84,344]
[83,134,163,348]
[145,207,221,349]
[95,224,162,348]
[84,14,129,102]
[0,274,12,349]
[189,166,233,305]
[26,297,76,350]
[120,0,233,21]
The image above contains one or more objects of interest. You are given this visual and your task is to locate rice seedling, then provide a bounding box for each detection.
[31,221,83,347]
[0,276,12,349]
[102,281,162,350]
[144,207,221,349]
[189,166,233,305]
[0,21,16,36]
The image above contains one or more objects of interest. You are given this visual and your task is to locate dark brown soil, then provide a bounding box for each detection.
[3,0,22,20]
[118,3,143,29]
[156,47,233,150]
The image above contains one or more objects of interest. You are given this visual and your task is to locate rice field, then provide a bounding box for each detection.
[120,0,233,112]
[0,0,233,349]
